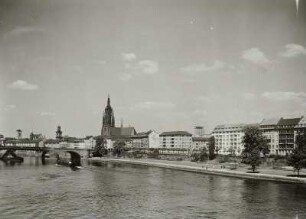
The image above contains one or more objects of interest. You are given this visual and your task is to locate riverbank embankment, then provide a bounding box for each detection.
[89,157,306,184]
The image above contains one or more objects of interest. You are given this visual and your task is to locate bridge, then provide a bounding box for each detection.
[0,146,88,166]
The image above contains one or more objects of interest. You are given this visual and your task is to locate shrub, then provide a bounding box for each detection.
[191,153,199,162]
[148,148,159,158]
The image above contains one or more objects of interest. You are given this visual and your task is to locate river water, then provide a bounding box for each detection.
[0,158,306,219]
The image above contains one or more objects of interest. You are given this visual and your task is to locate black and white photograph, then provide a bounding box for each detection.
[1,0,306,218]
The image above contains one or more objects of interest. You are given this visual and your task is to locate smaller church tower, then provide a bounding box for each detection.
[16,129,22,139]
[56,125,63,140]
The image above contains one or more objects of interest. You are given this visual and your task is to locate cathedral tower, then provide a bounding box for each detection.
[101,95,115,137]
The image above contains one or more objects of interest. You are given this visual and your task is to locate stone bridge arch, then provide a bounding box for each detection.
[42,150,81,167]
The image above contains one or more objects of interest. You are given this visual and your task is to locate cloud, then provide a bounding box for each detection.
[120,53,159,80]
[120,73,132,81]
[5,26,45,38]
[262,91,306,101]
[131,101,175,111]
[40,112,56,116]
[242,48,271,65]
[137,60,159,74]
[7,80,38,90]
[242,92,257,100]
[279,44,306,58]
[2,105,16,111]
[122,53,137,62]
[181,60,225,73]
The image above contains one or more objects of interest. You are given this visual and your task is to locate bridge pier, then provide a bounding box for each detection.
[41,150,49,164]
[0,149,24,162]
[66,151,81,167]
[87,149,92,158]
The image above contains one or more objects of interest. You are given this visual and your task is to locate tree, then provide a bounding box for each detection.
[191,152,199,162]
[208,136,216,160]
[241,126,269,173]
[148,148,159,158]
[199,147,208,162]
[113,140,126,157]
[191,148,208,162]
[287,131,306,176]
[93,136,107,157]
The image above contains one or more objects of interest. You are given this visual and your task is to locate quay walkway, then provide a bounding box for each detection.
[89,157,306,184]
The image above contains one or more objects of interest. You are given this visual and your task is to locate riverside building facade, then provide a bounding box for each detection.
[159,131,192,149]
[130,130,159,149]
[277,117,302,155]
[295,116,306,136]
[45,136,95,150]
[4,139,43,147]
[259,118,280,155]
[191,136,210,151]
[212,124,259,155]
[0,134,4,146]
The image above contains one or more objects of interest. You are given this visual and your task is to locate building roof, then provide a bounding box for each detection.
[277,117,302,126]
[106,127,137,140]
[131,131,151,138]
[296,116,306,128]
[110,127,136,136]
[160,131,192,137]
[130,130,159,139]
[121,127,136,136]
[192,137,210,141]
[45,139,60,143]
[213,123,259,132]
[260,118,280,126]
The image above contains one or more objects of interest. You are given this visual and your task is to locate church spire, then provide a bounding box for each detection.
[102,95,115,137]
[107,94,110,106]
[102,95,115,128]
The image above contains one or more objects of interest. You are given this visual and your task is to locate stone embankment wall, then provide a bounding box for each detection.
[95,158,306,184]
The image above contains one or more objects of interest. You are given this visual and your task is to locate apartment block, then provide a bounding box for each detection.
[277,117,302,155]
[159,131,192,149]
[212,124,258,155]
[259,118,280,155]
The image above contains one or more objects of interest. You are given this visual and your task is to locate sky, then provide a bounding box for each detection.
[0,0,306,138]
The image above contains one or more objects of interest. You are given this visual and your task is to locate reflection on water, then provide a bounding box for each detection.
[0,158,306,218]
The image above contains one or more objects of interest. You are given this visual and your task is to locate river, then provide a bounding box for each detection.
[0,158,306,218]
